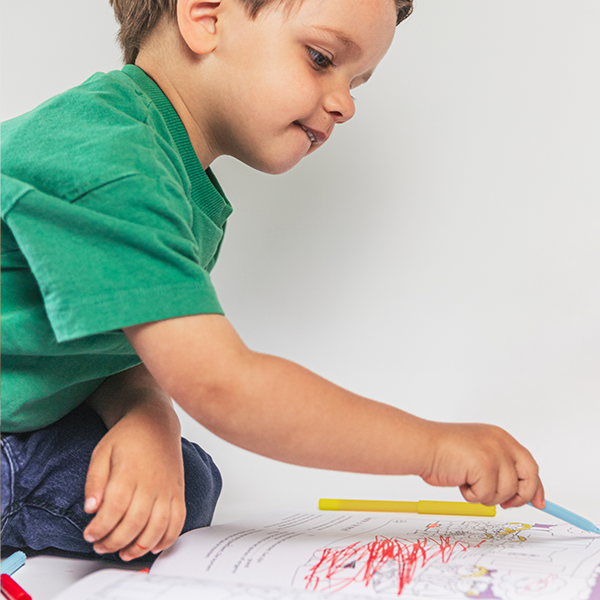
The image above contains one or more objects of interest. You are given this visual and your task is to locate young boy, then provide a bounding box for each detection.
[1,0,544,563]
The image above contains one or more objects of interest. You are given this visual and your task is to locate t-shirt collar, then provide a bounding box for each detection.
[122,64,232,228]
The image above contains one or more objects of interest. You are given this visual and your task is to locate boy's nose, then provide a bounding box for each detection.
[324,88,356,124]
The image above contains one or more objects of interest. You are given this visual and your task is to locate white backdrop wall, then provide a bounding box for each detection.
[2,1,599,523]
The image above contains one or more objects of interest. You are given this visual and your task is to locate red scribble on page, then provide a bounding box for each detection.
[304,535,473,596]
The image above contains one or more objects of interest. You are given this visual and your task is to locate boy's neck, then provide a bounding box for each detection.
[135,25,218,170]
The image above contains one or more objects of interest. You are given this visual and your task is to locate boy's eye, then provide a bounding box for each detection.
[307,47,333,69]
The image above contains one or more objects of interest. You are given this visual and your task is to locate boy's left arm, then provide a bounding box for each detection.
[83,364,186,561]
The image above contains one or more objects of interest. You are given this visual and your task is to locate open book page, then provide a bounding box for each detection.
[53,568,372,600]
[152,511,600,599]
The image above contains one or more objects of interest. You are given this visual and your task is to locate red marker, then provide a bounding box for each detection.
[1,574,31,600]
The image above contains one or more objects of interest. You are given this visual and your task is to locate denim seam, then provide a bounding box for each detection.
[14,503,89,534]
[2,438,89,535]
[0,438,18,529]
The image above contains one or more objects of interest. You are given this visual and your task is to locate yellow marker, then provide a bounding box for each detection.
[319,499,496,517]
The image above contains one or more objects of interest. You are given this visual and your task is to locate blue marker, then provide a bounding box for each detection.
[0,551,26,576]
[530,500,600,535]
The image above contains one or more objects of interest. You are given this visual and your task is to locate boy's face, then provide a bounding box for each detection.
[199,0,397,174]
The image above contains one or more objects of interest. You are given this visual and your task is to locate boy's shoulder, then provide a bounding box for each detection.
[2,66,183,208]
[3,67,152,141]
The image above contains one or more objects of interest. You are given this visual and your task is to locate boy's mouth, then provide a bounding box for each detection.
[294,121,327,145]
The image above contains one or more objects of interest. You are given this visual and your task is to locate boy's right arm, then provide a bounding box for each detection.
[124,314,544,509]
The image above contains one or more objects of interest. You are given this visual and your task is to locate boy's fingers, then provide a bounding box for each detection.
[494,463,519,506]
[119,501,173,561]
[529,475,545,509]
[84,445,112,514]
[500,451,541,508]
[517,455,542,504]
[461,465,515,507]
[499,476,541,509]
[461,461,503,506]
[152,497,187,555]
[500,472,544,509]
[93,492,154,554]
[84,474,136,544]
[459,484,479,505]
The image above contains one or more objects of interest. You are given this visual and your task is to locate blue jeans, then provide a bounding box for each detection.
[1,403,221,556]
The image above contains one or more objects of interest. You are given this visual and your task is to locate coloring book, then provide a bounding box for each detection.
[55,511,600,599]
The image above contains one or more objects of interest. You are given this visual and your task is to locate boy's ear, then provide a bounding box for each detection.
[177,0,222,55]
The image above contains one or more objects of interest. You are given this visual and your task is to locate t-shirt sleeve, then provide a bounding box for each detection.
[2,173,225,343]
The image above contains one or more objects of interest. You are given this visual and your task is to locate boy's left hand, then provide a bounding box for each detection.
[82,368,186,561]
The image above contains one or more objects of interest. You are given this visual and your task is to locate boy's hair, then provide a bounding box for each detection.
[110,0,414,65]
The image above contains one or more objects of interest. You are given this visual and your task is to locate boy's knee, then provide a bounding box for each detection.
[180,439,222,534]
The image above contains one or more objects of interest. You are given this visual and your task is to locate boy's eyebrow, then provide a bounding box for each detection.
[310,26,362,58]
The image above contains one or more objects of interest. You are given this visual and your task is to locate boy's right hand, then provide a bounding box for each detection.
[419,421,545,509]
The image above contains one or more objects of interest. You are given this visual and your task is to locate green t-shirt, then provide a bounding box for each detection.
[1,65,233,433]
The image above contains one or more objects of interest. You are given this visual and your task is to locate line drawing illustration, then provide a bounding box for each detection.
[150,511,600,600]
[293,519,600,599]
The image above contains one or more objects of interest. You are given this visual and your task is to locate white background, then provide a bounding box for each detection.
[2,0,599,528]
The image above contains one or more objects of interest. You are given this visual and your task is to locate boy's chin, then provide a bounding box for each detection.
[242,154,305,176]
[231,137,321,174]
